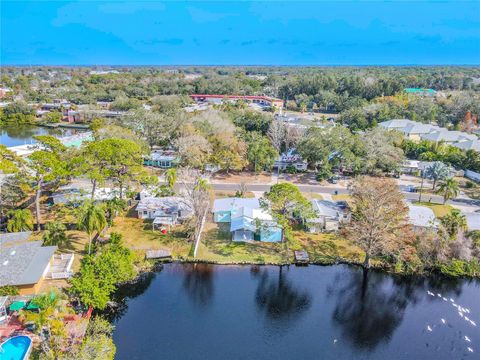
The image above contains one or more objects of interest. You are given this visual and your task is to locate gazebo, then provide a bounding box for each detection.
[152,216,176,231]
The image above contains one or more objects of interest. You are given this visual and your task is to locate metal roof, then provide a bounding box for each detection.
[212,198,260,213]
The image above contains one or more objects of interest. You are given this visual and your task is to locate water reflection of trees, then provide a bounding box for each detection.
[182,263,215,308]
[253,266,311,327]
[103,271,157,322]
[328,267,463,351]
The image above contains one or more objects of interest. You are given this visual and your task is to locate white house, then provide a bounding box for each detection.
[136,196,193,225]
[307,199,350,232]
[273,149,308,171]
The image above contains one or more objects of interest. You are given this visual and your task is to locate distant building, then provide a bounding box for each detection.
[0,232,73,295]
[190,94,284,109]
[379,119,480,152]
[404,88,437,96]
[144,149,180,169]
[0,87,12,99]
[273,149,308,171]
[212,197,282,242]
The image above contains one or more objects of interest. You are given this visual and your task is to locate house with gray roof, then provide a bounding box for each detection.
[0,232,74,295]
[452,139,480,152]
[136,196,193,227]
[379,119,416,131]
[307,199,350,232]
[420,129,477,144]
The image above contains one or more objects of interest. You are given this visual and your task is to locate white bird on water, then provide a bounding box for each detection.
[437,293,442,297]
[427,325,433,332]
[465,316,470,321]
[464,336,471,342]
[467,347,474,353]
[450,298,454,302]
[441,319,446,324]
[470,320,477,327]
[459,312,464,317]
[333,339,338,344]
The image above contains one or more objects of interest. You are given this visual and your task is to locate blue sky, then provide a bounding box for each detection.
[1,1,479,65]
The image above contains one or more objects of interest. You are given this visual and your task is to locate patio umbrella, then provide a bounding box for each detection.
[9,301,26,311]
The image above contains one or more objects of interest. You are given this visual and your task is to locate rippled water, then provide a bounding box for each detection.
[111,264,480,360]
[1,125,85,147]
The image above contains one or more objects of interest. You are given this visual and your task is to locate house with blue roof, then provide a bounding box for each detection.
[212,198,282,242]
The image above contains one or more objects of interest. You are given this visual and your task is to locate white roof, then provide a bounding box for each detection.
[379,119,415,130]
[421,130,477,143]
[212,198,260,213]
[465,213,480,231]
[401,123,440,135]
[311,199,344,219]
[452,140,480,152]
[408,204,437,228]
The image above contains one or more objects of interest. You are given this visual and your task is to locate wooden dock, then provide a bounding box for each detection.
[145,249,172,260]
[294,250,310,265]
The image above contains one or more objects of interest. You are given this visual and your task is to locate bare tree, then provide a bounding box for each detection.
[284,124,305,150]
[267,120,285,152]
[342,176,408,268]
[179,169,212,258]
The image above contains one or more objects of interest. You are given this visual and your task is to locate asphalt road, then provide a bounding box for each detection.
[210,182,480,207]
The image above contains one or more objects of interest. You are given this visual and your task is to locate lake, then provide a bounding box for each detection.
[110,264,480,360]
[0,125,86,147]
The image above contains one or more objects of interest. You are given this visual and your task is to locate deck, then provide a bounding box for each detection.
[294,250,310,264]
[145,249,172,260]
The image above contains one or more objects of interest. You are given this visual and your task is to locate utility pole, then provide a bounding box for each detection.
[418,170,424,203]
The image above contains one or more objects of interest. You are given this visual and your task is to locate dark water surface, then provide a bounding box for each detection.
[0,125,84,147]
[112,264,480,360]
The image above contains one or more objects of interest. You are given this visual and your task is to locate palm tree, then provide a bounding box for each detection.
[439,209,467,239]
[77,200,106,255]
[42,221,69,247]
[6,209,34,232]
[103,197,126,227]
[165,168,177,190]
[436,178,459,204]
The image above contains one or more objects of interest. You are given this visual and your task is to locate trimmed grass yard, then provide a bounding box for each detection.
[413,201,453,217]
[197,222,285,263]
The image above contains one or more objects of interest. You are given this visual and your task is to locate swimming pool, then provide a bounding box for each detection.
[0,336,32,360]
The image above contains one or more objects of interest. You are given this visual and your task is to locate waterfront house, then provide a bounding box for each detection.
[136,196,193,226]
[307,199,350,233]
[0,232,74,295]
[212,197,282,242]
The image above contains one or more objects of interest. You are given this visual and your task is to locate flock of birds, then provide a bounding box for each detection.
[426,290,476,354]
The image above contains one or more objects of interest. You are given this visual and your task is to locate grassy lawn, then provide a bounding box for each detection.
[290,230,364,264]
[303,192,323,200]
[412,201,453,217]
[197,222,285,263]
[213,190,255,199]
[107,214,192,258]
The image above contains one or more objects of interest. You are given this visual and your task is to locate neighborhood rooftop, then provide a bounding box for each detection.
[0,240,57,287]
